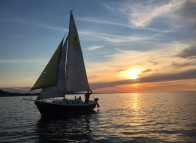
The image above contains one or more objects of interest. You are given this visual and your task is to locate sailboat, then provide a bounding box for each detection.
[30,11,99,115]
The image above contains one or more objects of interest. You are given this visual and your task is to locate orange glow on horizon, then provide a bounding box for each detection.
[131,83,140,87]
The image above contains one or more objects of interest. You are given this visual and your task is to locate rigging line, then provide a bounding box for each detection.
[64,33,67,38]
[64,36,69,93]
[62,33,68,44]
[63,32,68,39]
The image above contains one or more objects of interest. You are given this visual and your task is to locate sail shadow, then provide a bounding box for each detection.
[35,111,98,142]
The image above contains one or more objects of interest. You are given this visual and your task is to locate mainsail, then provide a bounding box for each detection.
[65,12,89,93]
[31,11,90,99]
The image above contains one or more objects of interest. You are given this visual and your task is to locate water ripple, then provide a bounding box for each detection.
[0,92,196,142]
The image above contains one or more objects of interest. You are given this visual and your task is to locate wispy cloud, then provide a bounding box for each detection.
[175,0,196,31]
[178,43,196,59]
[0,59,33,63]
[78,16,176,33]
[126,0,185,27]
[100,34,153,44]
[77,17,128,27]
[36,24,67,32]
[0,59,47,65]
[80,30,154,44]
[87,45,104,51]
[102,0,190,29]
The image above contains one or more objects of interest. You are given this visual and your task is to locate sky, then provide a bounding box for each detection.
[0,0,196,93]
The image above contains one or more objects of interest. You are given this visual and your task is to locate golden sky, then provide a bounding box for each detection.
[0,0,196,93]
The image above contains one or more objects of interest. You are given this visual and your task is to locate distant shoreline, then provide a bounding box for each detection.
[0,90,38,97]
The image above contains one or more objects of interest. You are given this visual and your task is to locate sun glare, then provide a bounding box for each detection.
[120,68,142,80]
[128,70,139,79]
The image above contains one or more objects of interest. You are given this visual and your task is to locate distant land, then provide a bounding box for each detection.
[0,90,38,97]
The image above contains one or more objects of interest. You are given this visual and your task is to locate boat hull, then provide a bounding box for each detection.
[34,100,96,115]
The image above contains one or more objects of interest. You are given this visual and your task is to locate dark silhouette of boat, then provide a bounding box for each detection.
[31,11,99,115]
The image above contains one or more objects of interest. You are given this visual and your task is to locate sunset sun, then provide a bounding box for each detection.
[120,68,141,80]
[128,70,139,80]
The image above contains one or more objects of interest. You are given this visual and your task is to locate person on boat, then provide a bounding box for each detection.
[85,90,92,103]
[63,97,67,101]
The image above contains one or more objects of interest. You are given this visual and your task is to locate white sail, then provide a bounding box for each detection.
[32,12,90,100]
[65,12,89,93]
[39,39,67,99]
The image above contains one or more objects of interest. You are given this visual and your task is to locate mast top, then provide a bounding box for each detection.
[70,9,73,14]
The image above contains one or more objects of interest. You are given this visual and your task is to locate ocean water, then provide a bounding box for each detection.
[0,92,195,143]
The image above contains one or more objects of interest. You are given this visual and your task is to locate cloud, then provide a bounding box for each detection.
[77,17,128,28]
[176,0,196,31]
[101,34,152,44]
[0,59,47,65]
[87,40,196,91]
[0,59,34,63]
[78,16,176,33]
[178,44,196,59]
[35,24,67,32]
[140,69,196,83]
[103,0,192,30]
[126,0,189,28]
[172,62,195,68]
[91,69,196,89]
[80,30,153,44]
[142,69,151,73]
[128,3,174,27]
[87,41,189,84]
[87,45,104,51]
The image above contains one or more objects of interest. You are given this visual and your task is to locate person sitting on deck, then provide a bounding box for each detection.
[85,90,92,103]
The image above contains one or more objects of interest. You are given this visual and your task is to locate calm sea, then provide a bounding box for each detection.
[0,92,195,143]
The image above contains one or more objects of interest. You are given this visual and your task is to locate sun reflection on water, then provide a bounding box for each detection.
[129,93,145,128]
[132,93,139,110]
